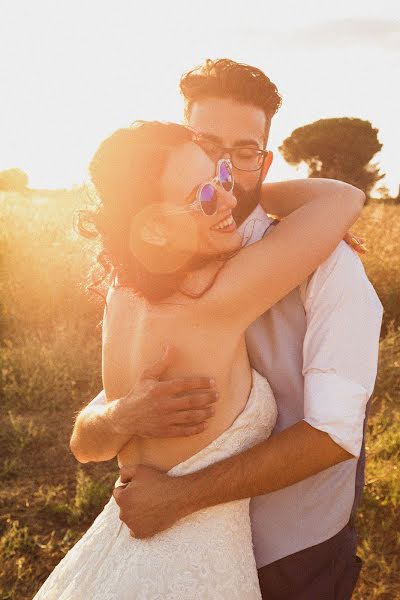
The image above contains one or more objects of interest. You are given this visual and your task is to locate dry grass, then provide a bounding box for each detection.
[0,192,399,599]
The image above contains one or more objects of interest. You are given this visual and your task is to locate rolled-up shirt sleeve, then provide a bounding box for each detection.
[299,241,383,457]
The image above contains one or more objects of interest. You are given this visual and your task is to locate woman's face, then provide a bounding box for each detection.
[160,142,242,257]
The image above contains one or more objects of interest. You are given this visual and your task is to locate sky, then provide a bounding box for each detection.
[1,0,399,193]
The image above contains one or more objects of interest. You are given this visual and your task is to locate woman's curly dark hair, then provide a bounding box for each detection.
[77,121,233,303]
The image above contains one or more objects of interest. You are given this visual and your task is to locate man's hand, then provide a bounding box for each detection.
[343,231,368,254]
[114,345,218,439]
[113,464,188,538]
[70,345,218,463]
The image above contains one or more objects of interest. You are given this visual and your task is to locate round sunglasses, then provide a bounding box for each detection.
[165,159,234,217]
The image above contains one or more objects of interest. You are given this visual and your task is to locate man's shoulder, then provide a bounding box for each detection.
[300,241,380,308]
[317,240,363,278]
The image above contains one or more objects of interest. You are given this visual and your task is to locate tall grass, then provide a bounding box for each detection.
[0,191,399,599]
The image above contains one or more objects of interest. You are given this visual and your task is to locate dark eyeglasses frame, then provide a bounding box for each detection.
[193,134,269,172]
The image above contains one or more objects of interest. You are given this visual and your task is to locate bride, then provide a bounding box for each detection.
[33,121,364,599]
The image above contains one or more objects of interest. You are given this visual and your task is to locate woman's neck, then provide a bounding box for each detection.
[161,259,223,304]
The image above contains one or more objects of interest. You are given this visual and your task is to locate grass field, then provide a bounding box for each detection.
[0,190,399,599]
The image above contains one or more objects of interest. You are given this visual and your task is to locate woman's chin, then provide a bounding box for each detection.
[204,230,242,255]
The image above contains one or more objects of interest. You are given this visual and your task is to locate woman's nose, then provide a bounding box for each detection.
[217,187,237,212]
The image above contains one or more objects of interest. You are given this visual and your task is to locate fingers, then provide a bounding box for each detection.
[157,378,217,398]
[170,406,216,426]
[164,422,208,437]
[119,465,137,483]
[165,390,218,413]
[350,235,365,246]
[352,236,368,253]
[345,232,368,254]
[113,486,124,503]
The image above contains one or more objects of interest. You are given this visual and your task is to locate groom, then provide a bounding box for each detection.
[70,59,383,599]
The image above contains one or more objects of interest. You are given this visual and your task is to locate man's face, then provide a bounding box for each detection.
[187,97,270,225]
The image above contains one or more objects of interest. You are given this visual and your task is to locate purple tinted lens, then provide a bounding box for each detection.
[199,183,217,215]
[219,161,233,191]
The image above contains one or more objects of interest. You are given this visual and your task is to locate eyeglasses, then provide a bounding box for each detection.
[164,159,234,217]
[193,134,269,172]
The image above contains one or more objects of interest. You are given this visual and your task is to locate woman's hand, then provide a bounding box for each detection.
[343,231,368,254]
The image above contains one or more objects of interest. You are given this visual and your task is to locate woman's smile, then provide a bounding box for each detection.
[210,213,237,232]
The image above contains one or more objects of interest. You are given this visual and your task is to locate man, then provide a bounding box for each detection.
[70,59,383,599]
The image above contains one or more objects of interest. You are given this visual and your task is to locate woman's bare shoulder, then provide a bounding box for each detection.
[103,286,146,339]
[102,287,147,400]
[106,284,138,305]
[105,285,144,317]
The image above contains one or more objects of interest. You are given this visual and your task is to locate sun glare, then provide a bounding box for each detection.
[1,1,398,193]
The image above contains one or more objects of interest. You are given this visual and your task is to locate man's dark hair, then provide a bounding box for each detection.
[180,58,282,123]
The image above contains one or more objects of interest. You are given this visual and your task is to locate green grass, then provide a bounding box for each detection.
[353,322,400,599]
[0,191,399,599]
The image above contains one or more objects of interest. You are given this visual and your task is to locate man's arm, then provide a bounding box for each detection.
[70,347,218,463]
[183,420,351,504]
[114,242,383,538]
[114,422,351,537]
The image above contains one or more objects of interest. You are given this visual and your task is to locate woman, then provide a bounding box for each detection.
[33,121,365,599]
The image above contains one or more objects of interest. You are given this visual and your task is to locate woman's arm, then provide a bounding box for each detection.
[203,180,365,330]
[102,287,137,402]
[70,393,132,463]
[260,179,367,253]
[260,178,356,219]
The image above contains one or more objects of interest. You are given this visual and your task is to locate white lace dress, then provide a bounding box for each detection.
[33,369,277,600]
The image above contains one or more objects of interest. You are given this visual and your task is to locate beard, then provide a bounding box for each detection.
[231,178,262,227]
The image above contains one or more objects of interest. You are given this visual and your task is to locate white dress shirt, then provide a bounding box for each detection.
[240,204,383,566]
[301,238,383,456]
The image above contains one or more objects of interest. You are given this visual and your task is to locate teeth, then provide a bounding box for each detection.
[211,215,234,231]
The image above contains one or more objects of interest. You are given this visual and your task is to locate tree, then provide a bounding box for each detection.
[0,168,29,192]
[279,118,385,197]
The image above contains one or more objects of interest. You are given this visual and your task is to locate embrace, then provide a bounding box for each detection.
[34,59,383,599]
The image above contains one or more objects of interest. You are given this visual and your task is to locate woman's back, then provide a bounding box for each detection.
[103,284,254,471]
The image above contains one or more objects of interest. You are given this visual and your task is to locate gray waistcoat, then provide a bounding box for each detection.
[243,213,362,568]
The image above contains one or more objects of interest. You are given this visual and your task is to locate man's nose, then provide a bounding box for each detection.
[219,149,232,162]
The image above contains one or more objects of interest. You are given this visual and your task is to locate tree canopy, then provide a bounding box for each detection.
[279,117,384,196]
[0,168,29,192]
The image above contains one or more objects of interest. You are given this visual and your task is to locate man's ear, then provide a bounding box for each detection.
[261,151,273,182]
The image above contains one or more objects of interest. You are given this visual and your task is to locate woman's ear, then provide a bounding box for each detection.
[130,206,169,251]
[261,151,273,182]
[129,206,197,274]
[140,221,168,247]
